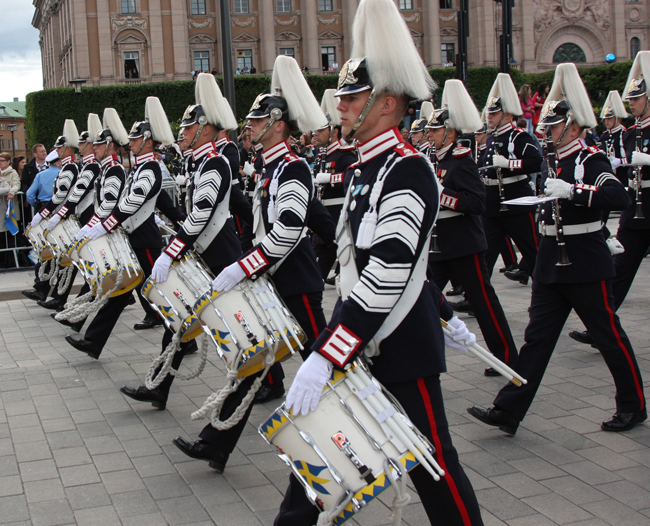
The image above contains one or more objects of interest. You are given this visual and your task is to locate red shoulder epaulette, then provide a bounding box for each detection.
[452,146,472,158]
[515,127,526,133]
[284,153,301,162]
[393,142,418,157]
[206,151,219,159]
[586,146,601,154]
[340,144,356,151]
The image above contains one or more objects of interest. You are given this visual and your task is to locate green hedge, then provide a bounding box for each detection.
[25,61,635,148]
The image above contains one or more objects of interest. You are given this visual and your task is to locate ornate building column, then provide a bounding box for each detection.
[341,0,357,61]
[259,0,276,73]
[423,2,441,67]
[301,0,320,73]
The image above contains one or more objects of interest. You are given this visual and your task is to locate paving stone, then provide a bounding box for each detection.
[73,505,121,526]
[23,478,66,502]
[19,459,58,482]
[58,464,101,487]
[100,469,147,495]
[157,495,212,525]
[28,498,74,526]
[522,493,594,524]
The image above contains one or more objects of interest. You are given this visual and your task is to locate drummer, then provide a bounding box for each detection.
[273,1,483,524]
[65,101,167,358]
[120,74,243,417]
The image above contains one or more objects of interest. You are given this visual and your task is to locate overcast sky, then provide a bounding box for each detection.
[0,0,43,103]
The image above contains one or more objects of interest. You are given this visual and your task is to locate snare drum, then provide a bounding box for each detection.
[260,361,438,525]
[45,218,81,267]
[75,229,144,297]
[25,219,53,261]
[194,275,306,378]
[141,253,213,342]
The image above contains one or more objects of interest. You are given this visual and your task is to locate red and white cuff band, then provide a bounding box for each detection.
[319,324,362,368]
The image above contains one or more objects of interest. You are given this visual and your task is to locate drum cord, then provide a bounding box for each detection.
[38,258,57,282]
[56,266,75,296]
[145,331,210,389]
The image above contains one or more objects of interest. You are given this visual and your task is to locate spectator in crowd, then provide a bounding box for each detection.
[519,83,535,134]
[12,156,25,179]
[250,66,257,74]
[21,144,47,194]
[532,82,549,136]
[0,153,21,203]
[298,133,314,164]
[211,67,218,76]
[400,127,409,140]
[26,154,59,208]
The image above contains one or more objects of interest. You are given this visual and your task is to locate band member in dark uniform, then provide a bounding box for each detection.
[172,56,329,474]
[426,81,518,374]
[312,88,357,281]
[274,2,483,524]
[468,63,646,435]
[408,100,434,154]
[479,74,541,279]
[599,90,630,186]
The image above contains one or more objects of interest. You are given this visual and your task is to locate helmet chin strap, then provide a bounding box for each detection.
[133,133,151,157]
[489,112,505,134]
[252,108,283,145]
[346,88,377,141]
[554,114,573,150]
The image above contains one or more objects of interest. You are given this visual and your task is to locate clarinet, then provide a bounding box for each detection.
[314,144,328,202]
[545,126,571,266]
[429,140,441,253]
[633,118,645,219]
[496,157,509,212]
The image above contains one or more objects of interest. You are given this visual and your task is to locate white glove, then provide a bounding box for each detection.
[286,352,333,416]
[76,225,91,241]
[493,154,510,169]
[607,237,625,255]
[447,316,476,346]
[30,212,43,228]
[151,252,173,283]
[315,173,331,185]
[610,157,622,170]
[212,261,247,293]
[154,215,166,227]
[47,214,62,230]
[631,151,650,166]
[175,175,187,187]
[243,161,255,176]
[86,222,108,241]
[544,178,573,199]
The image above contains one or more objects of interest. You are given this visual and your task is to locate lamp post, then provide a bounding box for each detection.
[69,79,87,127]
[7,124,17,158]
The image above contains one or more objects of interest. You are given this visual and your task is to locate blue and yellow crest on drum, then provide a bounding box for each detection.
[294,461,331,495]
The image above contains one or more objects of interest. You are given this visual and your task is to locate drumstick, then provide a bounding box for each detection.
[440,319,526,386]
[265,281,305,350]
[251,282,301,353]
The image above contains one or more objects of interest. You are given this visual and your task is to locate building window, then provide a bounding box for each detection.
[277,0,291,13]
[321,46,336,71]
[553,43,586,63]
[124,51,140,78]
[319,0,333,10]
[121,0,136,14]
[441,43,455,65]
[194,51,210,72]
[631,37,641,60]
[279,48,295,58]
[191,0,206,15]
[237,49,252,72]
[399,0,413,9]
[440,0,452,8]
[234,0,249,13]
[0,123,4,129]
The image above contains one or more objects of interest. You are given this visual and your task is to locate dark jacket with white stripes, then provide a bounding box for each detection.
[600,124,628,185]
[216,137,253,225]
[622,116,650,230]
[57,153,100,224]
[535,138,630,284]
[89,155,126,226]
[311,127,445,384]
[482,121,542,217]
[430,142,488,261]
[164,141,241,270]
[237,140,323,298]
[39,156,79,217]
[101,152,163,249]
[316,140,358,223]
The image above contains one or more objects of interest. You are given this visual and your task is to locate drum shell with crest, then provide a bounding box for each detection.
[25,219,54,261]
[44,217,81,267]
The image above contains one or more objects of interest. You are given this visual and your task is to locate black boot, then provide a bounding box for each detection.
[120,385,167,410]
[172,437,229,472]
[448,299,475,317]
[51,312,84,332]
[504,269,529,285]
[467,405,520,436]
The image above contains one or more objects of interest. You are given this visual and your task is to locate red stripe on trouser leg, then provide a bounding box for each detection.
[302,294,320,339]
[528,212,539,250]
[473,253,510,362]
[145,249,155,267]
[417,378,472,526]
[600,281,645,411]
[267,371,274,385]
[506,238,516,261]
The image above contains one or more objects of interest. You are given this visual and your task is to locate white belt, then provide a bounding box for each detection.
[483,174,528,186]
[539,220,603,237]
[628,178,650,188]
[247,190,255,198]
[322,197,345,206]
[437,210,463,219]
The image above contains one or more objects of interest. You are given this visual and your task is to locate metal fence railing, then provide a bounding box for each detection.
[1,192,38,271]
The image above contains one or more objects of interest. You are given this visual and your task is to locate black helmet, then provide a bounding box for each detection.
[245,94,296,129]
[425,108,450,129]
[334,58,372,97]
[627,77,647,99]
[180,104,211,128]
[128,121,153,140]
[485,96,504,114]
[539,100,572,126]
[78,131,90,143]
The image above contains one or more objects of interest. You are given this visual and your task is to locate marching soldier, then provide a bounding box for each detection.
[66,102,168,357]
[274,1,483,524]
[479,73,541,279]
[599,90,630,186]
[468,63,646,435]
[408,100,434,155]
[426,81,519,373]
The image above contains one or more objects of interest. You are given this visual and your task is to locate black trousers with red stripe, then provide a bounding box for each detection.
[612,226,650,311]
[84,247,160,352]
[198,291,326,452]
[274,374,484,526]
[495,279,645,421]
[430,252,518,365]
[500,236,518,268]
[483,212,538,278]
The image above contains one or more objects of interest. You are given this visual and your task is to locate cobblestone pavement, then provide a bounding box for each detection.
[0,248,649,525]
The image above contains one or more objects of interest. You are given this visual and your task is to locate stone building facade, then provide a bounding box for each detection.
[32,0,650,90]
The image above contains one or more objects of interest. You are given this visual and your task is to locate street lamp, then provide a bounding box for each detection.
[69,79,87,127]
[7,124,17,158]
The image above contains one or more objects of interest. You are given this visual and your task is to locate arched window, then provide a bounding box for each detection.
[631,37,641,60]
[553,43,586,63]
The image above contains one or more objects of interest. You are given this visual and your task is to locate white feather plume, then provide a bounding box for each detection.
[350,0,435,100]
[623,50,650,101]
[321,89,341,127]
[87,113,102,142]
[441,80,483,134]
[484,73,521,116]
[271,55,328,132]
[102,108,129,146]
[145,96,175,146]
[544,63,597,128]
[62,119,80,147]
[600,90,629,119]
[195,73,238,130]
[420,101,434,122]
